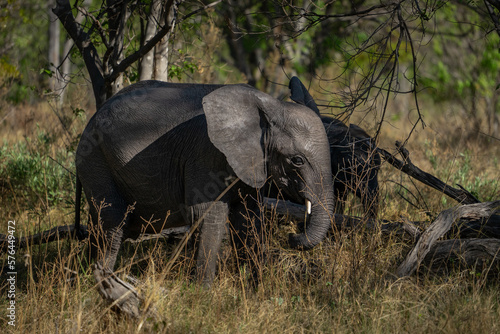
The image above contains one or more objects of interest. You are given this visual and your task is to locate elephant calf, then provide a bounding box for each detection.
[322,118,381,218]
[75,81,335,316]
[289,77,380,219]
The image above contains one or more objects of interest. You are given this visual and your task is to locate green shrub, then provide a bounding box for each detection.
[0,130,74,207]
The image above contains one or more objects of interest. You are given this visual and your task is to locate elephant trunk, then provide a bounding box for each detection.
[288,184,335,250]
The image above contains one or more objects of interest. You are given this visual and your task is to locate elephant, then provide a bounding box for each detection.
[74,80,335,316]
[288,77,381,219]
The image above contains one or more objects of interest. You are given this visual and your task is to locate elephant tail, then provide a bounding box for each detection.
[74,175,85,240]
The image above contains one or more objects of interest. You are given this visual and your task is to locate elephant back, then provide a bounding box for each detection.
[79,81,229,165]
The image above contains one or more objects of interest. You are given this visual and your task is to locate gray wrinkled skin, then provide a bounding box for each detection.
[76,81,335,294]
[322,118,380,218]
[288,76,380,218]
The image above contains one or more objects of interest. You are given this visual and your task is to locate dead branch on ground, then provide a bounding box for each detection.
[396,201,500,277]
[377,141,480,205]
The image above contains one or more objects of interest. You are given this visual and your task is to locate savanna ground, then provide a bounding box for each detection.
[0,87,499,333]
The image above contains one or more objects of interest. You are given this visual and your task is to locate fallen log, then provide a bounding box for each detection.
[264,198,422,239]
[0,224,189,253]
[424,238,500,275]
[396,200,500,277]
[377,142,480,205]
[0,224,88,253]
[447,214,500,239]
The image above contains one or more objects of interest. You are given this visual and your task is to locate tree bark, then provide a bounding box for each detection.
[53,0,107,108]
[48,0,61,95]
[424,238,500,275]
[58,38,74,103]
[153,1,178,81]
[396,201,500,277]
[139,0,162,80]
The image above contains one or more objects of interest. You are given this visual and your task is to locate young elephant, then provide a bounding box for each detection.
[322,118,381,218]
[75,81,335,316]
[288,77,380,218]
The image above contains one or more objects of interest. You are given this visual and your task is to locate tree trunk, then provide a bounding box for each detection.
[107,0,131,96]
[57,38,74,103]
[53,0,107,108]
[48,1,62,100]
[153,1,177,81]
[223,1,255,86]
[424,238,500,276]
[396,201,500,277]
[139,0,162,81]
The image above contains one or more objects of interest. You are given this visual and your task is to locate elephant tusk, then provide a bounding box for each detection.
[306,200,312,215]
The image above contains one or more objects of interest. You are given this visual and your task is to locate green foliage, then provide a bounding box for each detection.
[0,56,20,83]
[418,3,500,106]
[0,56,27,104]
[168,51,199,81]
[0,1,50,104]
[6,82,34,104]
[40,67,54,78]
[0,130,74,206]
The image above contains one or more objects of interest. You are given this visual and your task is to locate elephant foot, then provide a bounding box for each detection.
[92,263,143,318]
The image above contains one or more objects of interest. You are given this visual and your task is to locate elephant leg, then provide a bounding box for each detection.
[88,203,127,269]
[228,195,265,284]
[190,201,229,286]
[85,176,142,317]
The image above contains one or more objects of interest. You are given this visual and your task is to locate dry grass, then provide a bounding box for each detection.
[2,223,499,333]
[1,100,499,333]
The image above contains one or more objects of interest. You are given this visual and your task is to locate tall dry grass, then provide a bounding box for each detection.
[1,99,499,333]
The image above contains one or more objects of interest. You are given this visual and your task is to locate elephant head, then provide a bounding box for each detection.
[202,85,335,250]
[288,76,381,219]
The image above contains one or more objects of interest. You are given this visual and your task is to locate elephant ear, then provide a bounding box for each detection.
[203,85,281,188]
[289,76,320,114]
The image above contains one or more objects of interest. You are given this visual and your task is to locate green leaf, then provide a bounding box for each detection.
[40,68,53,78]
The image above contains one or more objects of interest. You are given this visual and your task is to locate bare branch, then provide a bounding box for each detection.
[484,0,500,38]
[180,0,223,23]
[108,0,176,83]
[378,142,481,205]
[286,3,399,38]
[53,0,106,108]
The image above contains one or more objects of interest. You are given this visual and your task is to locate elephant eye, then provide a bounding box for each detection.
[290,156,305,167]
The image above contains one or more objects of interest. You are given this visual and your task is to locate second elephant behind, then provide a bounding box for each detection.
[288,76,381,218]
[322,117,381,218]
